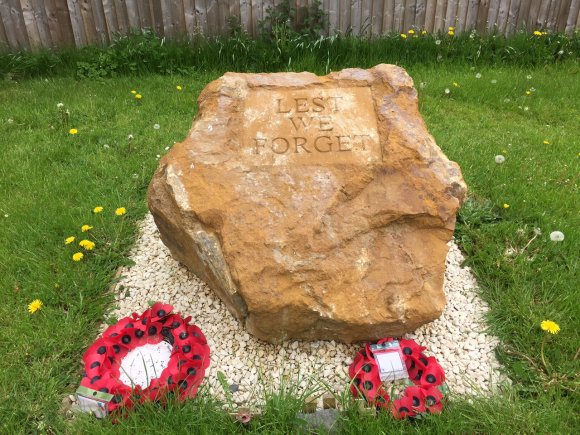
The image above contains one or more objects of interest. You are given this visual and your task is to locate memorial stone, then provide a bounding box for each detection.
[148,64,466,343]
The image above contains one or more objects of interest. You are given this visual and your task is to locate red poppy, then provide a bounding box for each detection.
[422,385,443,414]
[391,395,416,419]
[418,356,445,386]
[402,385,426,413]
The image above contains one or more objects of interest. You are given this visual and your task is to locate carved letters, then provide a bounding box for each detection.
[243,87,381,164]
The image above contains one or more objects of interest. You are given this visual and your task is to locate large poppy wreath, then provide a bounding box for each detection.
[349,337,446,419]
[80,302,210,414]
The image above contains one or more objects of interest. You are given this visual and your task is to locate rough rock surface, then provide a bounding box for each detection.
[148,64,467,343]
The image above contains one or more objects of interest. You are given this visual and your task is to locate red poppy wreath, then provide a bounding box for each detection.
[80,302,210,414]
[349,337,446,419]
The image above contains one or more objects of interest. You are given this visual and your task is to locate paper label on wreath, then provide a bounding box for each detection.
[76,385,113,418]
[371,341,408,382]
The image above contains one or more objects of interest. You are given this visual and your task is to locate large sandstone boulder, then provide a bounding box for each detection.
[148,64,466,344]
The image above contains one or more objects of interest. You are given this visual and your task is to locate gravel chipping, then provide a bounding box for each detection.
[103,213,509,407]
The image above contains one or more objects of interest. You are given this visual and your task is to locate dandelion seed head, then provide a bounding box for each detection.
[495,155,506,164]
[549,231,564,242]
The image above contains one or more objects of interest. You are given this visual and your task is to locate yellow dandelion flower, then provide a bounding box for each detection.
[131,90,137,94]
[79,239,95,250]
[525,90,531,95]
[69,128,78,135]
[115,207,127,216]
[81,224,93,232]
[93,206,103,214]
[533,30,542,36]
[135,94,142,100]
[400,34,407,39]
[72,252,84,262]
[448,27,455,31]
[503,203,510,209]
[65,236,75,245]
[408,29,415,35]
[540,320,560,334]
[28,299,43,314]
[176,85,183,91]
[421,30,427,35]
[543,140,550,145]
[448,30,455,36]
[453,82,460,87]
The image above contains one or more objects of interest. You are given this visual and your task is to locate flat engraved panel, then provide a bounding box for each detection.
[242,87,381,165]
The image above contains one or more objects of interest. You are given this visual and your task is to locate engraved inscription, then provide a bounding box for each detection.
[243,87,381,164]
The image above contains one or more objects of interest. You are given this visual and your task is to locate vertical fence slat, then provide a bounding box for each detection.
[403,0,416,31]
[148,0,163,36]
[159,0,172,37]
[111,0,127,34]
[172,0,186,36]
[339,0,351,33]
[66,0,86,46]
[465,0,478,30]
[424,0,436,32]
[565,0,580,34]
[328,0,339,34]
[496,0,512,34]
[516,0,531,29]
[0,11,9,49]
[206,0,220,36]
[536,0,552,28]
[576,0,580,27]
[90,0,109,44]
[239,0,251,35]
[381,0,393,33]
[45,0,73,46]
[136,0,151,29]
[393,0,405,32]
[527,0,541,28]
[31,0,54,47]
[350,0,362,35]
[556,0,571,31]
[434,0,446,32]
[487,0,501,30]
[19,0,43,49]
[183,0,196,35]
[101,0,118,40]
[125,0,140,30]
[475,0,489,33]
[444,0,458,29]
[537,0,552,29]
[456,0,468,31]
[79,0,99,45]
[0,1,22,49]
[360,0,372,35]
[415,0,427,31]
[370,0,382,35]
[249,0,261,37]
[260,0,273,35]
[547,0,561,30]
[506,0,520,34]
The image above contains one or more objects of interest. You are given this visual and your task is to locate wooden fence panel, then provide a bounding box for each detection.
[547,0,562,30]
[557,0,572,31]
[382,0,394,33]
[566,0,580,33]
[445,0,458,30]
[456,0,468,31]
[393,0,405,32]
[415,0,428,31]
[403,0,416,32]
[1,0,580,51]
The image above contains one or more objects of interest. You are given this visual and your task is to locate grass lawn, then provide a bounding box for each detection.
[0,62,578,433]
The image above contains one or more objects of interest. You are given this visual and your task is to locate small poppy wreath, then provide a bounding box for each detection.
[349,338,445,419]
[80,302,210,414]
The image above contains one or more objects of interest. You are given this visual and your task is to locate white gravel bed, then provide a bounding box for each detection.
[104,213,508,406]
